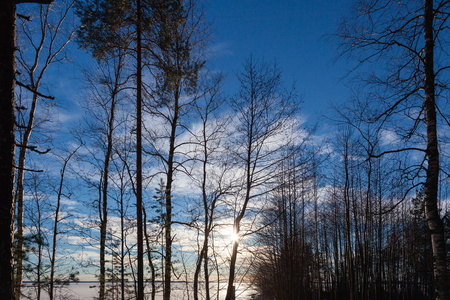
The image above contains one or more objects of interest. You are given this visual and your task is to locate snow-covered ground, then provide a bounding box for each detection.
[22,282,256,300]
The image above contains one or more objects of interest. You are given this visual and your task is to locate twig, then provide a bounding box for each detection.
[16,81,55,100]
[17,14,31,21]
[13,165,43,173]
[16,144,51,155]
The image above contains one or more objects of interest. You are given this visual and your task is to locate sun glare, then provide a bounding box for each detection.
[229,227,241,243]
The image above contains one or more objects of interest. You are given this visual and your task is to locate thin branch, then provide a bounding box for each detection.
[16,81,55,100]
[13,165,43,173]
[15,143,51,154]
[15,121,28,129]
[17,13,31,21]
[436,102,450,127]
[369,147,426,158]
[381,182,423,215]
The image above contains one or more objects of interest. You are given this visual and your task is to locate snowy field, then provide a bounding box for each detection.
[22,282,257,300]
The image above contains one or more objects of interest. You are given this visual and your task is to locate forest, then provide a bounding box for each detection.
[0,0,449,300]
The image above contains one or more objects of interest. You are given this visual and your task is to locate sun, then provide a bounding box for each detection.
[230,232,239,243]
[229,227,241,243]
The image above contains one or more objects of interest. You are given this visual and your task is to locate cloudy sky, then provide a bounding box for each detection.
[20,0,357,283]
[48,0,353,125]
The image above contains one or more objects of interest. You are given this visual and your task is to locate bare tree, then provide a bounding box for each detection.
[76,2,149,297]
[142,1,209,298]
[77,48,130,300]
[21,172,50,300]
[253,149,315,300]
[0,0,58,298]
[107,123,141,300]
[224,57,300,300]
[13,3,76,298]
[48,146,81,300]
[337,0,450,297]
[189,75,235,300]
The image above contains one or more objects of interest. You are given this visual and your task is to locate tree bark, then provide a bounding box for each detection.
[143,207,156,300]
[0,2,54,299]
[423,1,449,299]
[98,99,115,300]
[136,0,144,298]
[15,10,48,299]
[14,90,36,300]
[163,90,179,300]
[0,2,17,299]
[49,148,79,300]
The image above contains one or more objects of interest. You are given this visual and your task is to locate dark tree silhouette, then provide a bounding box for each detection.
[76,1,145,298]
[0,1,53,299]
[225,57,299,300]
[337,0,449,297]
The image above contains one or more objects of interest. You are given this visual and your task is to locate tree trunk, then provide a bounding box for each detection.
[225,239,240,300]
[344,140,355,300]
[143,207,156,300]
[194,125,215,300]
[136,0,144,299]
[225,110,253,300]
[120,188,125,300]
[14,141,26,300]
[36,206,42,300]
[163,96,179,300]
[423,1,449,299]
[49,148,78,300]
[98,64,119,300]
[0,1,17,298]
[193,240,205,300]
[98,119,114,299]
[203,236,211,300]
[14,93,38,300]
[225,156,252,300]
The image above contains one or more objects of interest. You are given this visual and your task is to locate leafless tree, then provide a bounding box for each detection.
[188,74,236,300]
[48,146,81,300]
[13,2,76,298]
[0,0,55,298]
[77,48,131,300]
[224,57,300,300]
[142,1,209,298]
[336,0,450,297]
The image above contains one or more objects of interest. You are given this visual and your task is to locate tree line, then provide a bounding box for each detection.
[0,0,449,300]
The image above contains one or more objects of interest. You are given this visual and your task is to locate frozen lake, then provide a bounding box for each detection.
[22,282,256,300]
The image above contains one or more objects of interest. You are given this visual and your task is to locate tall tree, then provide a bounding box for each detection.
[190,75,231,300]
[224,57,299,300]
[78,49,130,300]
[48,146,80,300]
[110,126,138,300]
[337,0,450,298]
[253,151,315,300]
[135,1,144,298]
[14,2,76,298]
[76,2,145,298]
[142,1,208,298]
[0,0,53,299]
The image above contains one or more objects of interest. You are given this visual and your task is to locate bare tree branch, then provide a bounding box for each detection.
[16,81,54,100]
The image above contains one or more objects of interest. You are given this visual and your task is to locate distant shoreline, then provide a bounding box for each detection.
[23,280,251,284]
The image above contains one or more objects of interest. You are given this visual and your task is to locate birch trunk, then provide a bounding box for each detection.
[423,1,449,298]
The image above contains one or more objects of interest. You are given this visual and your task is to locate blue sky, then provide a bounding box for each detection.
[16,0,450,291]
[18,0,357,283]
[206,0,352,119]
[46,0,354,125]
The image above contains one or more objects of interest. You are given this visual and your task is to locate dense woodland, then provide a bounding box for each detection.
[0,0,449,300]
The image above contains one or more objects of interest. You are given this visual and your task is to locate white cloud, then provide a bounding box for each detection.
[380,129,399,145]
